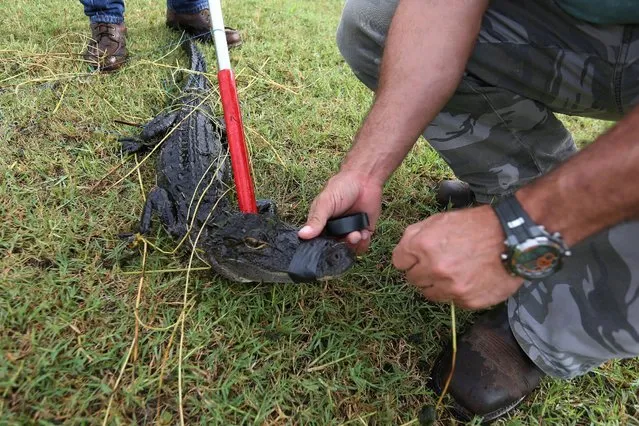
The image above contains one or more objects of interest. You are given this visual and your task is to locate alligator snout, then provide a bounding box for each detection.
[315,240,355,280]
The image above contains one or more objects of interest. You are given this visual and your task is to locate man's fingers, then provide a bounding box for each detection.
[345,229,373,254]
[392,245,419,271]
[392,225,422,271]
[419,285,451,304]
[393,222,426,271]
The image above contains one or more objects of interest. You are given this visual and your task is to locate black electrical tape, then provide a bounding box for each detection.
[288,240,329,283]
[324,213,369,237]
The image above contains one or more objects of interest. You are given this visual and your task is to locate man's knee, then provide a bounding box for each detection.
[336,0,398,88]
[336,0,371,69]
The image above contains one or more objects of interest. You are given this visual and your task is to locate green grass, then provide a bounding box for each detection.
[0,0,636,424]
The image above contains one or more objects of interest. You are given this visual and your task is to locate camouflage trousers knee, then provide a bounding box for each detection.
[338,0,639,378]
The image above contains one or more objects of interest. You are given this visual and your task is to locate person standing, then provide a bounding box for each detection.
[79,0,242,71]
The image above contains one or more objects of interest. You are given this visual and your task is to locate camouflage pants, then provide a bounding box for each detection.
[338,0,639,379]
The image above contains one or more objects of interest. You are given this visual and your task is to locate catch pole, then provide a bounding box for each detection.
[208,0,258,213]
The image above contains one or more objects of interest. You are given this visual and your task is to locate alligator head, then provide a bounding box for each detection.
[201,212,355,283]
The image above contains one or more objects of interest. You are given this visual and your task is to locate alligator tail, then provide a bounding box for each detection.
[183,38,208,91]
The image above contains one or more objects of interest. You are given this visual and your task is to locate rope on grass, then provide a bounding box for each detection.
[101,165,228,422]
[121,266,211,275]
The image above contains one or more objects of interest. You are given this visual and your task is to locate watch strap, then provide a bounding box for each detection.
[492,194,533,244]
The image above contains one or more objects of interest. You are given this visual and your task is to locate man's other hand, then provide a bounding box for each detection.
[392,205,524,310]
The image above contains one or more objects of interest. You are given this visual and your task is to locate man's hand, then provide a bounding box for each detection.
[298,170,382,253]
[299,1,488,255]
[392,205,523,310]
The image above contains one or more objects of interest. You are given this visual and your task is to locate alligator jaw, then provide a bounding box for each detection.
[200,213,356,283]
[204,239,355,284]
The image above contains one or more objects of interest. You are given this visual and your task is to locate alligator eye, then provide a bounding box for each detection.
[243,237,268,250]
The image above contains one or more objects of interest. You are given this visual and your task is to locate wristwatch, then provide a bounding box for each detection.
[492,194,571,280]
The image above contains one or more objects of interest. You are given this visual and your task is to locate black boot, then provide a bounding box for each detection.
[434,179,476,209]
[431,305,545,423]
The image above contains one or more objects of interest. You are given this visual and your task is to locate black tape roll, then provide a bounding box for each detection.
[324,213,369,237]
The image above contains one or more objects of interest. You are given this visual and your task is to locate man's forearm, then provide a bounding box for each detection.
[518,106,639,246]
[340,0,489,184]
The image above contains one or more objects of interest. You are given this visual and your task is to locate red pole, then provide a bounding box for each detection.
[217,69,258,214]
[209,0,257,214]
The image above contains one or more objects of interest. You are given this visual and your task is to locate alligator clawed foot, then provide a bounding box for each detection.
[118,232,143,248]
[257,199,278,216]
[118,137,145,154]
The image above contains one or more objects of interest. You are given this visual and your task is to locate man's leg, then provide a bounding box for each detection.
[166,0,242,47]
[79,0,127,71]
[80,0,124,24]
[166,0,207,15]
[511,224,639,378]
[339,0,629,203]
[338,0,639,419]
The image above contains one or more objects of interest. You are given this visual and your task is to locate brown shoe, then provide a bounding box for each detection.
[83,22,128,72]
[431,306,545,423]
[166,9,242,47]
[434,179,476,209]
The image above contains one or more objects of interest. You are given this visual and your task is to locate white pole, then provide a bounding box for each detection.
[207,0,231,71]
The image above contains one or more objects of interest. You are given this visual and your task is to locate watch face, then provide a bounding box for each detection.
[510,239,563,279]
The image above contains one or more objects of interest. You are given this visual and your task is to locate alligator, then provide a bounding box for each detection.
[119,39,355,283]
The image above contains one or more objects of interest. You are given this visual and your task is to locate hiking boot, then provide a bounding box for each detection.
[434,179,476,209]
[83,22,128,72]
[431,305,545,423]
[166,9,242,47]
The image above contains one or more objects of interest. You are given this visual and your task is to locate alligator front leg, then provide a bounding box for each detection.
[139,186,178,235]
[119,110,179,154]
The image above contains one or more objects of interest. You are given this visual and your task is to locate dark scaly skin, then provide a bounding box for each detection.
[121,40,355,283]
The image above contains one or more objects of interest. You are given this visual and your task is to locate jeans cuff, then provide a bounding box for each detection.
[89,14,124,24]
[167,1,208,14]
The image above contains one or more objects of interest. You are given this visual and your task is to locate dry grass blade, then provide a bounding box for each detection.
[436,303,457,409]
[102,240,149,426]
[176,185,232,426]
[121,266,211,275]
[245,125,287,168]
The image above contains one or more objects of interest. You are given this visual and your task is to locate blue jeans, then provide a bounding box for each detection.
[80,0,209,24]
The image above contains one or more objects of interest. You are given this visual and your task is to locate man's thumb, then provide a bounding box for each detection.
[298,214,327,239]
[299,196,335,239]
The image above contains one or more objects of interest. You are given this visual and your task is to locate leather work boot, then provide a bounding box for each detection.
[431,305,545,423]
[434,179,476,209]
[83,22,128,72]
[166,9,242,47]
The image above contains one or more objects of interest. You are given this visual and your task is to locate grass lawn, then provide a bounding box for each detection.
[1,0,637,424]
